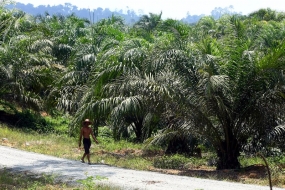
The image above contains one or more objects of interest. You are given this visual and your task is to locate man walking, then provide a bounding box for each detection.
[79,119,99,164]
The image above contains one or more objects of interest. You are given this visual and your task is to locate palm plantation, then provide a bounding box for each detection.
[0,3,285,171]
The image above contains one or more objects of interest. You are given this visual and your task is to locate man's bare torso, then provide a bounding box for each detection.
[81,126,92,138]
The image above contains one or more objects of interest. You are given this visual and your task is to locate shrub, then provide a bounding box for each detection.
[99,126,113,138]
[44,115,70,135]
[153,154,189,169]
[14,110,53,133]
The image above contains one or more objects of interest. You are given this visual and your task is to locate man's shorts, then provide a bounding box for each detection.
[83,138,91,154]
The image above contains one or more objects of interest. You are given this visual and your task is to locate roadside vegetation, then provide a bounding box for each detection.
[0,166,118,190]
[0,0,285,189]
[1,120,285,189]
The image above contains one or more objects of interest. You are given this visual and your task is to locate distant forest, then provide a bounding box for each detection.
[6,2,241,24]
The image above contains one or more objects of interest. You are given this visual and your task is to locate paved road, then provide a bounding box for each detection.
[0,145,284,190]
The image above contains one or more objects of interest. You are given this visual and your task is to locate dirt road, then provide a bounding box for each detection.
[0,145,284,190]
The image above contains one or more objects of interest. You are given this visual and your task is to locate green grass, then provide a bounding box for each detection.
[0,167,121,190]
[0,167,71,190]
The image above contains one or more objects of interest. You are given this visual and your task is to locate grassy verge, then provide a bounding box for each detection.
[0,167,70,190]
[1,122,285,189]
[0,167,121,190]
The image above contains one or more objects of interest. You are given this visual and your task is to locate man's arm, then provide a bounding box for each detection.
[79,128,83,147]
[90,128,99,144]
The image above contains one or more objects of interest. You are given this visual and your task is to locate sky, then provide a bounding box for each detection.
[14,0,285,19]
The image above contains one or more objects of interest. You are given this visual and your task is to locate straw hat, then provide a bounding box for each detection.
[83,119,92,124]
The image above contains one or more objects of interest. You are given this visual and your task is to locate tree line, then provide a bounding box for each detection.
[0,2,285,170]
[7,2,241,24]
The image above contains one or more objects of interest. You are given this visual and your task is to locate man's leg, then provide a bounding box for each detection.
[83,138,91,164]
[87,139,91,164]
[82,138,89,163]
[81,153,86,163]
[87,153,91,164]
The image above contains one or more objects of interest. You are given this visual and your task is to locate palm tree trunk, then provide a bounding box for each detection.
[216,133,241,170]
[132,120,143,142]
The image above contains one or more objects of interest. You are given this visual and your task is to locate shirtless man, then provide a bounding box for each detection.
[79,119,99,164]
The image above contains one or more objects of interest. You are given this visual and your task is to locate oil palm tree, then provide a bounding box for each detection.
[69,36,156,141]
[0,7,58,112]
[54,15,127,122]
[146,15,285,169]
